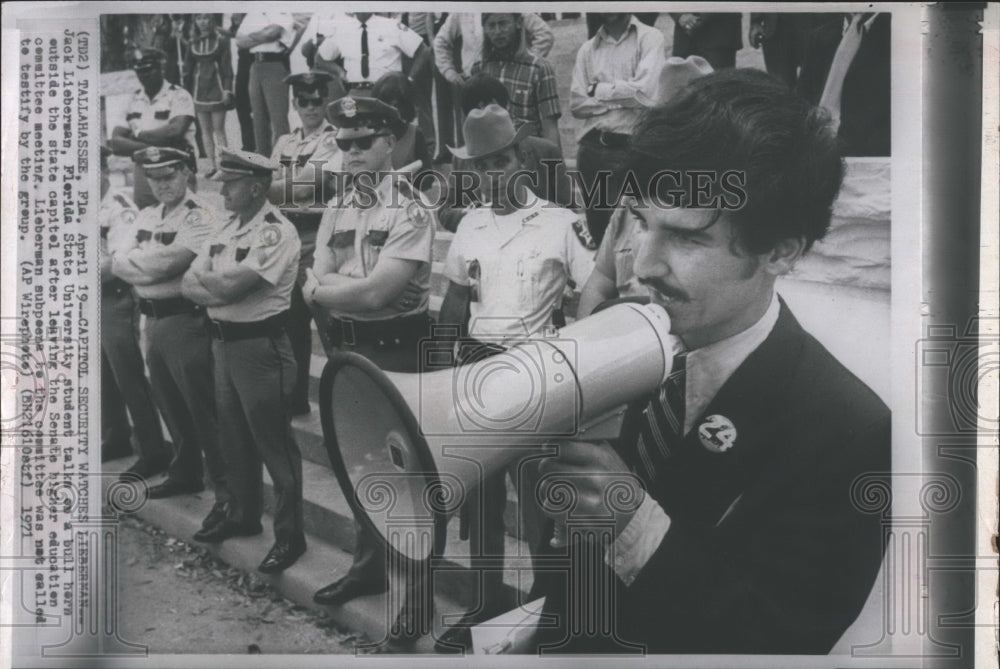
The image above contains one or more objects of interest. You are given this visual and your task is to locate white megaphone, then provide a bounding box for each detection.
[319,302,677,562]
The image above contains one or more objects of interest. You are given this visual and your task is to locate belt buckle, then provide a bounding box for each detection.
[341,319,356,346]
[210,320,226,342]
[147,299,160,319]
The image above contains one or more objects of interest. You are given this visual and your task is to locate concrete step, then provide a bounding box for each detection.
[100,460,477,652]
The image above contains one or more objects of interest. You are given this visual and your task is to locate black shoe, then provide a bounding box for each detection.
[198,501,230,530]
[258,536,307,574]
[118,457,169,481]
[313,574,388,605]
[433,606,511,653]
[193,519,263,543]
[147,478,204,499]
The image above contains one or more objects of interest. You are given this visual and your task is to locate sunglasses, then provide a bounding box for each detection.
[335,133,388,152]
[295,96,325,108]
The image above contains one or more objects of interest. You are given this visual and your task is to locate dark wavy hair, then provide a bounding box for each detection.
[372,72,416,127]
[460,74,510,115]
[624,68,844,254]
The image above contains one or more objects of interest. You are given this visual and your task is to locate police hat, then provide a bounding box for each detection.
[131,48,166,72]
[284,70,334,96]
[212,148,280,181]
[132,146,193,177]
[327,96,403,140]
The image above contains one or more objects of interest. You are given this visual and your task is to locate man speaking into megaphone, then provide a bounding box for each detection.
[530,69,890,654]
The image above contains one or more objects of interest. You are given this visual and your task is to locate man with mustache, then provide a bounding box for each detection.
[533,69,890,654]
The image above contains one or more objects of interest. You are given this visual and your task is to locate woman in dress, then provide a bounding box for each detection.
[183,14,234,177]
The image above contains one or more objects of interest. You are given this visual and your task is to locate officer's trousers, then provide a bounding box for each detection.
[248,60,290,157]
[101,287,165,463]
[144,310,229,503]
[213,333,304,544]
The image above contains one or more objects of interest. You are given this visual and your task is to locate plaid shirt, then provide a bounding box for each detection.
[472,48,561,132]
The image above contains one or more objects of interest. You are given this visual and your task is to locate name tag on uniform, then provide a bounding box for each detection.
[367,230,388,247]
[330,230,355,248]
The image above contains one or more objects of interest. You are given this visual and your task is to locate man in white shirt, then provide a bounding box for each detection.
[236,12,296,156]
[314,13,432,97]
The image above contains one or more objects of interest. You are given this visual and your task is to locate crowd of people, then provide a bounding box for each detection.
[101,11,890,654]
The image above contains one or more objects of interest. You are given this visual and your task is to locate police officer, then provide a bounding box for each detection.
[314,13,432,99]
[433,104,596,651]
[304,96,434,640]
[181,149,306,574]
[108,48,197,209]
[110,147,231,524]
[99,146,168,476]
[269,71,343,412]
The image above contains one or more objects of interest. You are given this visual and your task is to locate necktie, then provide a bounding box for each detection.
[360,21,370,79]
[634,352,687,484]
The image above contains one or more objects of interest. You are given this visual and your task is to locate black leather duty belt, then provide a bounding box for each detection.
[581,129,631,148]
[207,311,289,342]
[328,312,431,348]
[102,278,131,297]
[137,296,200,318]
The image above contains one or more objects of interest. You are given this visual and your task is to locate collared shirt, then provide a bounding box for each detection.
[316,15,423,83]
[570,16,666,139]
[316,175,434,321]
[608,291,782,585]
[125,82,196,149]
[123,192,222,300]
[271,122,341,206]
[471,49,561,131]
[443,198,596,341]
[433,13,555,78]
[592,205,645,299]
[202,203,300,322]
[235,12,295,53]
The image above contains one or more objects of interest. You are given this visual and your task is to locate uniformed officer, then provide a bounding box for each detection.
[434,104,596,651]
[314,13,432,98]
[269,70,343,413]
[109,147,231,521]
[108,48,197,209]
[181,149,306,574]
[304,96,435,640]
[99,146,168,476]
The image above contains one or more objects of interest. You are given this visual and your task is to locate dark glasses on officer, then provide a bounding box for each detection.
[295,96,325,108]
[335,133,388,152]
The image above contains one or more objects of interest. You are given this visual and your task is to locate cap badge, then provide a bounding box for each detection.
[342,97,357,118]
[698,415,737,453]
[147,147,160,163]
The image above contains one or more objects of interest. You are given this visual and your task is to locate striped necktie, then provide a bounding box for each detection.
[634,352,687,484]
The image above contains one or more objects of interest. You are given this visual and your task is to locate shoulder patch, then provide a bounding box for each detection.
[323,133,337,147]
[184,210,203,226]
[259,224,282,247]
[571,219,597,251]
[122,210,137,226]
[406,201,430,228]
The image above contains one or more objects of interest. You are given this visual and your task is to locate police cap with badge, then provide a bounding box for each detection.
[211,148,280,181]
[327,96,406,143]
[132,145,196,177]
[285,70,334,98]
[131,47,166,72]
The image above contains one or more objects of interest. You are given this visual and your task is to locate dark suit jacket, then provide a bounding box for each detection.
[533,299,890,654]
[670,13,743,55]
